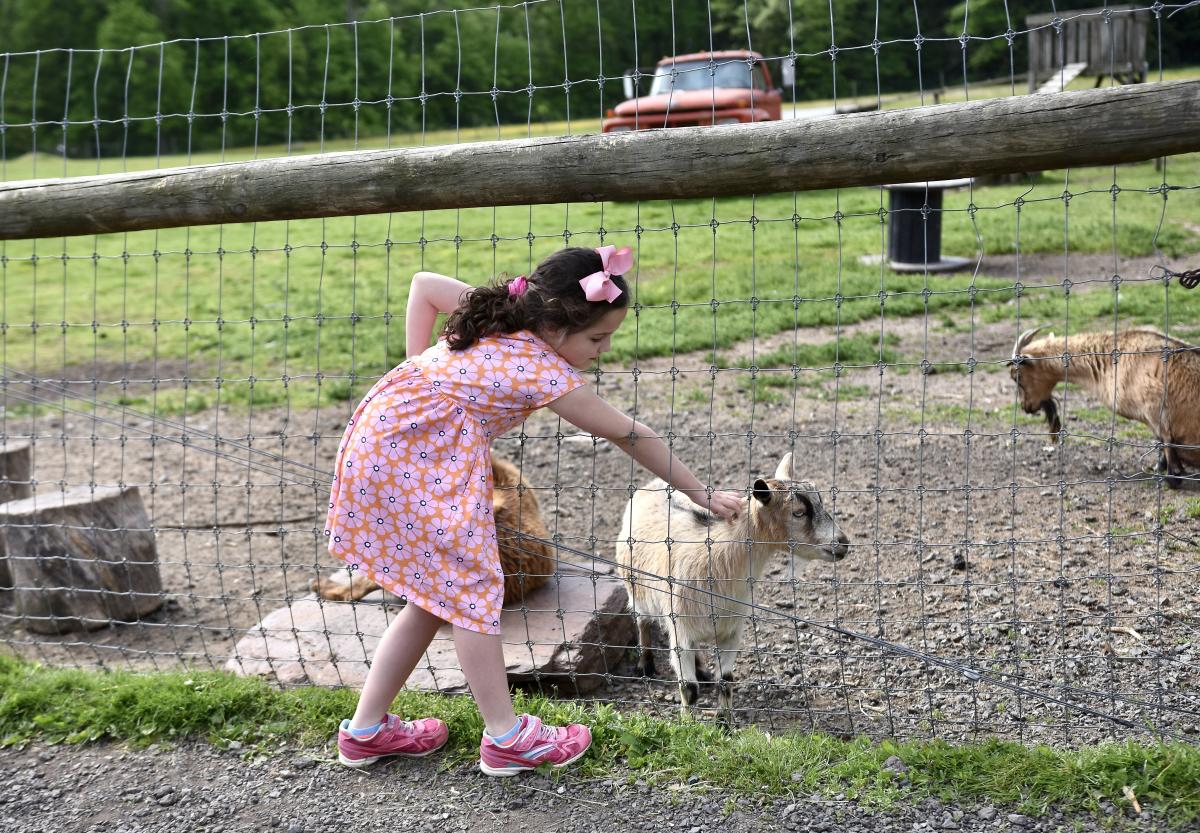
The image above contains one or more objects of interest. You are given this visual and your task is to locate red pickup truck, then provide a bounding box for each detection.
[602,50,787,132]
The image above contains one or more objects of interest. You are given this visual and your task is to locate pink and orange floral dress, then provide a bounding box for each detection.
[324,330,584,634]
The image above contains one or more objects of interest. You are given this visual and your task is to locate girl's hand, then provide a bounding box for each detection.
[687,489,742,522]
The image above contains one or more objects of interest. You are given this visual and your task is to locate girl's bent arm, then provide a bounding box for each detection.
[548,386,741,520]
[406,272,472,357]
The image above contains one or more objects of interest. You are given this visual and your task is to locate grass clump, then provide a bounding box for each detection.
[1,655,1198,822]
[718,332,901,400]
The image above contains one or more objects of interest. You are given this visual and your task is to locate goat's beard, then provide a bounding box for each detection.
[1040,398,1062,436]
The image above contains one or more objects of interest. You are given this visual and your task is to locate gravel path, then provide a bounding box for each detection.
[0,739,1166,833]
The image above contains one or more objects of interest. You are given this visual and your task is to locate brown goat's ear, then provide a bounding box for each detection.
[752,478,772,505]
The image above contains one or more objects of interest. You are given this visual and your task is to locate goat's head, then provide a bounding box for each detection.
[750,452,850,562]
[1007,327,1062,435]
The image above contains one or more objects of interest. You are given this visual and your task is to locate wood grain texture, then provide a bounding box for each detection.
[3,486,163,634]
[2,80,1197,240]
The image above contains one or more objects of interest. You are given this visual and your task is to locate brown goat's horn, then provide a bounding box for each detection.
[1011,327,1044,360]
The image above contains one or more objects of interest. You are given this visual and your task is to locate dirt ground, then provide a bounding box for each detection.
[2,252,1197,747]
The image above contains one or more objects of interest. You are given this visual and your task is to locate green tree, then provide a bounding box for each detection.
[94,0,193,156]
[0,0,107,159]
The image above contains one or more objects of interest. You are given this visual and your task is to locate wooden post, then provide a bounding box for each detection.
[0,441,33,595]
[2,485,163,634]
[1,81,1197,240]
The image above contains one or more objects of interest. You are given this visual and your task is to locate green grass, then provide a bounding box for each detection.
[722,331,902,371]
[884,401,1015,430]
[879,65,1200,111]
[718,332,901,401]
[0,655,1197,821]
[1,73,1199,415]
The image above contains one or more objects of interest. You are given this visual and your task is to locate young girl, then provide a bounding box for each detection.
[325,245,741,776]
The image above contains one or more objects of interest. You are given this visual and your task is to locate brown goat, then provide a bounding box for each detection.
[312,452,554,603]
[1008,327,1200,486]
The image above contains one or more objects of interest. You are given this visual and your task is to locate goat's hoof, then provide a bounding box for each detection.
[680,681,699,707]
[636,655,657,678]
[1165,474,1184,490]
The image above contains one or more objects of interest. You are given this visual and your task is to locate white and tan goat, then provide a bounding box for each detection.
[617,452,850,720]
[1009,327,1200,486]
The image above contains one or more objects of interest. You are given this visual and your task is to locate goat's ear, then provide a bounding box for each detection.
[752,478,772,505]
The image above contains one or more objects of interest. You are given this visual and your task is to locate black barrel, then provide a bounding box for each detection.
[887,185,944,266]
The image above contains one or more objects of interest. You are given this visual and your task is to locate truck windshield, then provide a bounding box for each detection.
[648,59,752,95]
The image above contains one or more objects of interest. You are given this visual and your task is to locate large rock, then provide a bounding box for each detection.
[228,564,632,694]
[2,485,162,633]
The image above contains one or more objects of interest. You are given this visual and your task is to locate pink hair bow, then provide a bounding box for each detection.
[579,245,632,303]
[507,275,528,297]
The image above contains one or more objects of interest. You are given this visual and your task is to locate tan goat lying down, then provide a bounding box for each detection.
[617,452,850,720]
[1009,327,1200,487]
[312,452,554,604]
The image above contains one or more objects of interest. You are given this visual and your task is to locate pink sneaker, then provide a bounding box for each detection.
[478,714,592,777]
[337,714,449,768]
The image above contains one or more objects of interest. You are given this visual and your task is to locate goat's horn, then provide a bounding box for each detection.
[1012,327,1044,360]
[775,452,794,482]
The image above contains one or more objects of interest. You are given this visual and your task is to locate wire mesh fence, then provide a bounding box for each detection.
[1,2,1199,746]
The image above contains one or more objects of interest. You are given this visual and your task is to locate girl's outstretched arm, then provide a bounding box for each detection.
[406,272,472,357]
[548,386,742,520]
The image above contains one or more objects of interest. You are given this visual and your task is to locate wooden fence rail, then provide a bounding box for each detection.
[1,80,1198,240]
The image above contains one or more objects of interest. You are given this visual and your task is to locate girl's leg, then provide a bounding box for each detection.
[453,626,518,736]
[350,601,446,728]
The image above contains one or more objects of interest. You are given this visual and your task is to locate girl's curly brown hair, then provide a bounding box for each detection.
[442,247,630,351]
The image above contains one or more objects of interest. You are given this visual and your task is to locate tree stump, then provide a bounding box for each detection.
[0,440,33,595]
[2,485,163,634]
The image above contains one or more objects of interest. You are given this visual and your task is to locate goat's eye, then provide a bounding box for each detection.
[791,494,813,518]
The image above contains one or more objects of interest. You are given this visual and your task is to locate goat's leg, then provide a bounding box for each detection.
[1163,441,1185,489]
[1153,412,1186,487]
[636,617,657,678]
[665,626,700,715]
[674,648,700,715]
[714,632,742,728]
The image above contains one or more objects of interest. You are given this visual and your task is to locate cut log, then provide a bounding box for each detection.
[0,440,33,594]
[1,485,163,633]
